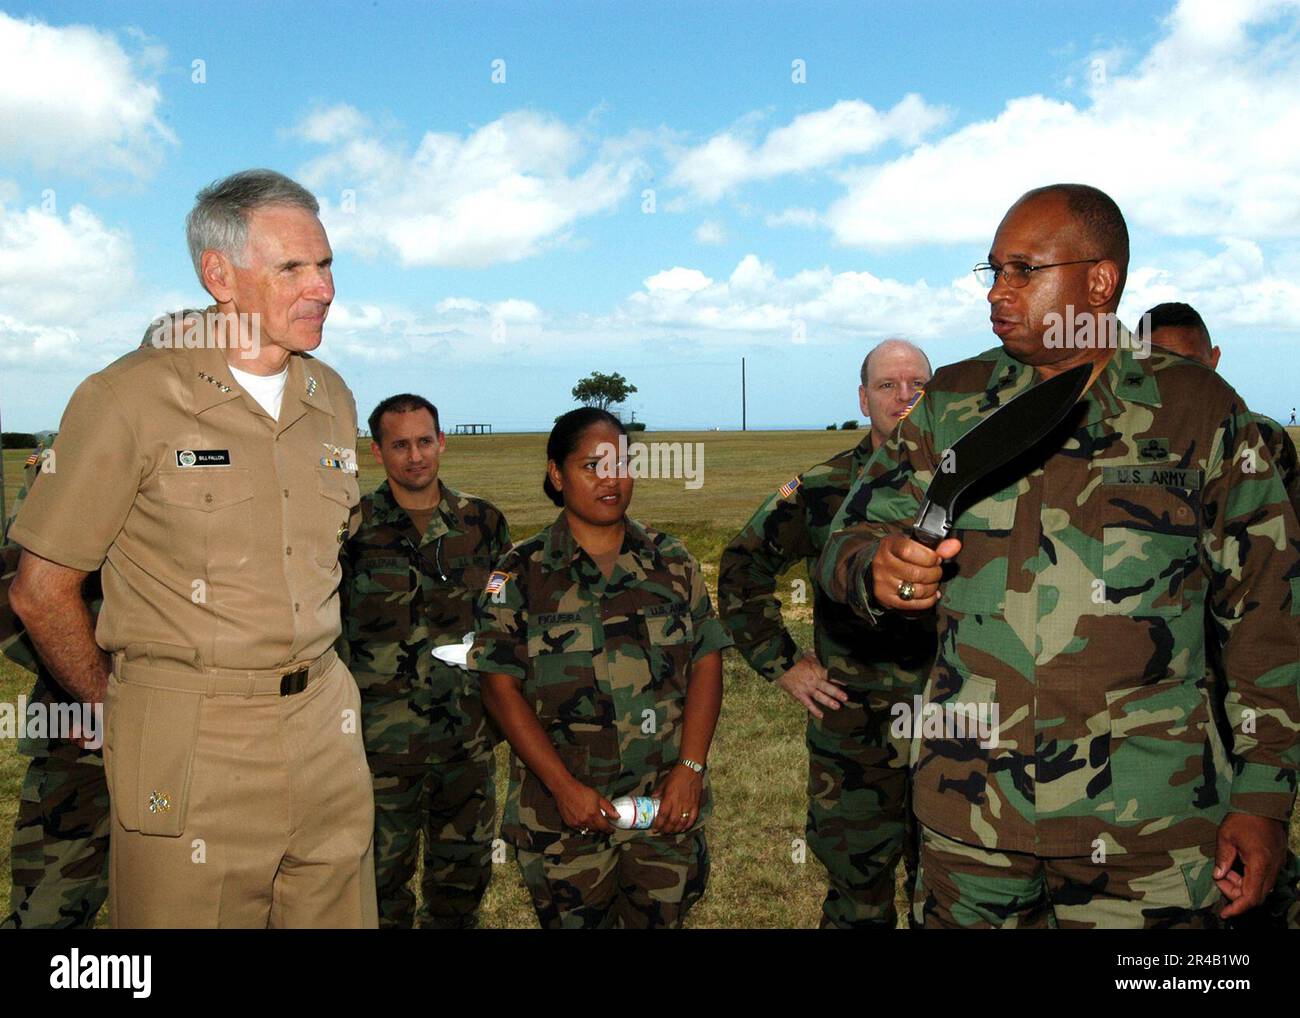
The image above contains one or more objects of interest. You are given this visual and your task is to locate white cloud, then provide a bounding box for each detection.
[1122,239,1300,333]
[296,106,644,268]
[624,254,987,341]
[0,13,175,179]
[765,207,821,229]
[644,267,713,293]
[261,241,1300,394]
[293,104,370,145]
[694,220,726,245]
[669,96,949,202]
[0,201,134,323]
[826,0,1300,247]
[0,315,80,365]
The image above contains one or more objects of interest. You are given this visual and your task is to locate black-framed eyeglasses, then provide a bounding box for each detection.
[973,259,1102,288]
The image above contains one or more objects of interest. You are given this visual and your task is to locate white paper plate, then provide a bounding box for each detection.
[432,633,475,669]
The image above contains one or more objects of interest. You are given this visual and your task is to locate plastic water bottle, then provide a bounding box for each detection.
[610,796,659,830]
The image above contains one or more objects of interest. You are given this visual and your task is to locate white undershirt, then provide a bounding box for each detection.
[229,364,288,420]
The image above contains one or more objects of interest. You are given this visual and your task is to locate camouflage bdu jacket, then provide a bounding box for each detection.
[819,344,1300,856]
[0,440,103,764]
[338,480,511,747]
[467,513,732,853]
[718,433,934,695]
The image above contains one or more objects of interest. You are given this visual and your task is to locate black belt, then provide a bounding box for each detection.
[280,668,310,696]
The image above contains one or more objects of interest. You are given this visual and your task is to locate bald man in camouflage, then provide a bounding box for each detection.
[718,340,937,928]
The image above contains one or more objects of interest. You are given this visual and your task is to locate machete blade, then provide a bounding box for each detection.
[912,361,1092,546]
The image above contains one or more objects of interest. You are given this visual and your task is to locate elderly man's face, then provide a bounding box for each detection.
[227,205,334,354]
[859,345,932,448]
[986,195,1098,367]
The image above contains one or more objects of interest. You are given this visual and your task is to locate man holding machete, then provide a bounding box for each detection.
[818,183,1300,928]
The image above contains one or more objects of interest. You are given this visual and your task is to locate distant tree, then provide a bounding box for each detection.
[841,419,859,430]
[572,371,638,411]
[826,423,837,430]
[625,421,647,432]
[2,432,38,449]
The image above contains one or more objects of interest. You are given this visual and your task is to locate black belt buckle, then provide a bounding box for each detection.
[279,667,309,696]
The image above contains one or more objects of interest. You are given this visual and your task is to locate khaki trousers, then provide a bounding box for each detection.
[104,649,377,928]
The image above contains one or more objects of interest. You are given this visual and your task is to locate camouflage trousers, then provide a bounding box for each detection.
[515,830,709,929]
[807,685,918,929]
[361,686,497,930]
[913,824,1223,929]
[3,751,110,929]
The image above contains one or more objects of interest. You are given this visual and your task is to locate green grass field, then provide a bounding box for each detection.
[3,428,1299,928]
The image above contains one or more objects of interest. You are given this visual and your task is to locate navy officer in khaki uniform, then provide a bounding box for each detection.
[8,169,377,928]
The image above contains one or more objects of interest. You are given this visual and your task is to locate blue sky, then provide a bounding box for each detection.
[2,0,1298,432]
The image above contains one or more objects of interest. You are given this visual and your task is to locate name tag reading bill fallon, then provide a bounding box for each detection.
[176,449,232,467]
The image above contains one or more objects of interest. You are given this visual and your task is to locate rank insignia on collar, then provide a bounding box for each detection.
[306,376,319,397]
[147,789,172,814]
[337,522,348,544]
[197,371,232,394]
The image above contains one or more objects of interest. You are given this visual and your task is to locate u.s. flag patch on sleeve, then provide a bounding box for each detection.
[898,389,925,422]
[778,476,802,499]
[485,570,512,595]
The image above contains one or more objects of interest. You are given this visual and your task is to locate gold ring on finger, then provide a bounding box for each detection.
[897,580,916,601]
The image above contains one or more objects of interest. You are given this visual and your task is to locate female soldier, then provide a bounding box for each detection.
[468,408,730,929]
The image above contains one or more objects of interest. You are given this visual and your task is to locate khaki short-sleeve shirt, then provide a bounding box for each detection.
[10,326,360,670]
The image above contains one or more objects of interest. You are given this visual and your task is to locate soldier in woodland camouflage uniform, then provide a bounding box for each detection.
[717,340,936,928]
[338,394,510,928]
[819,185,1300,928]
[1,438,110,929]
[469,409,731,929]
[1145,302,1300,930]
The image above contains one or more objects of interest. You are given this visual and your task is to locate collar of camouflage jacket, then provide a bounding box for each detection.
[540,510,660,579]
[987,330,1161,431]
[370,478,462,543]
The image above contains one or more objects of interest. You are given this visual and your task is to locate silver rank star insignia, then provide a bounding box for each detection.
[306,376,318,397]
[147,789,172,814]
[198,371,232,394]
[337,522,347,544]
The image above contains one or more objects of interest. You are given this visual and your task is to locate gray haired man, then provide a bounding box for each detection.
[8,169,377,927]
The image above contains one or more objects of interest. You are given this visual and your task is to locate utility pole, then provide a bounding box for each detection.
[741,356,747,432]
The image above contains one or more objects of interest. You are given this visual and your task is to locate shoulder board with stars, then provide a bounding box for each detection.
[485,570,512,595]
[778,476,802,499]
